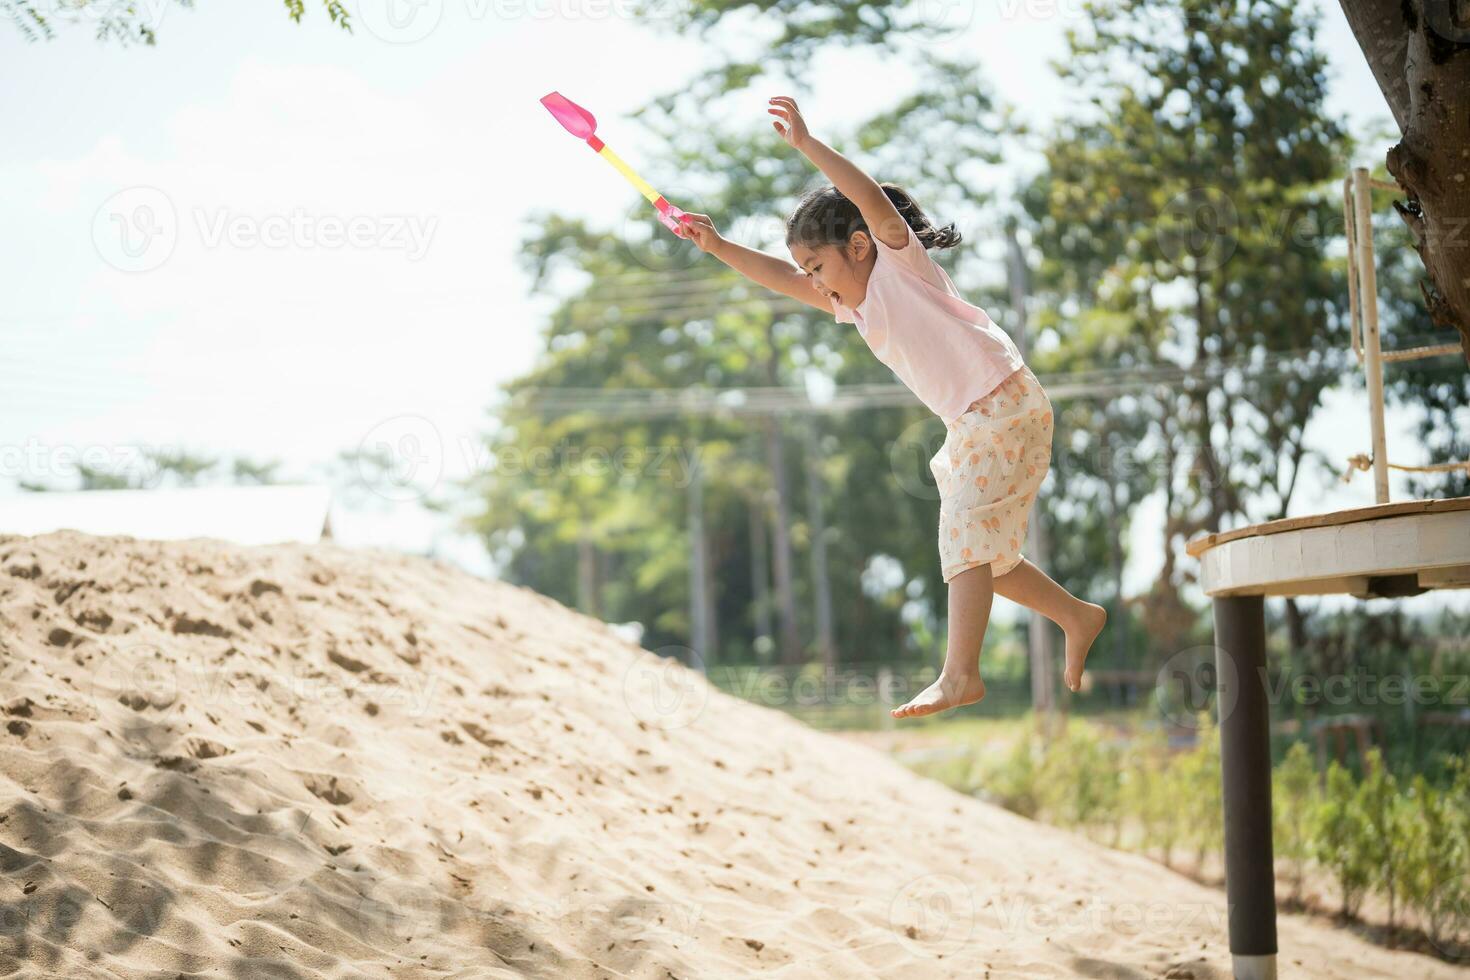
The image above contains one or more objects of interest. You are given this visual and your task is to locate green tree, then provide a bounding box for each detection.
[1020,0,1352,660]
[4,0,350,44]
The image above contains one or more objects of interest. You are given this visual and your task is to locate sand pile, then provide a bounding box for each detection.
[0,531,1459,979]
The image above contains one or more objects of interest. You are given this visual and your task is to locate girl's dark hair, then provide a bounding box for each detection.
[785,182,961,253]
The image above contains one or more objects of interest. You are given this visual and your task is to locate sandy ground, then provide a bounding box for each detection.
[0,530,1464,979]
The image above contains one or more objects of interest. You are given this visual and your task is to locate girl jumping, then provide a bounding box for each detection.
[679,96,1107,719]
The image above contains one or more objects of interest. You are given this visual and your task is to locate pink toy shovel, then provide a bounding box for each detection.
[540,91,690,237]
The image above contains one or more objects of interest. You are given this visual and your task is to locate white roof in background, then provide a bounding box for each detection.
[0,484,332,545]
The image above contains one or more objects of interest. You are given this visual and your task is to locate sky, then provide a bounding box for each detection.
[1,0,1465,618]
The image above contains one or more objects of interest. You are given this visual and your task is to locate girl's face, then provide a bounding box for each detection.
[789,232,876,311]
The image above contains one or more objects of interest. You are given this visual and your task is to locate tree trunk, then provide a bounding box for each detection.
[686,449,712,670]
[576,532,598,618]
[803,421,836,670]
[749,495,774,647]
[1340,0,1470,363]
[764,415,802,665]
[763,324,803,665]
[1104,426,1127,668]
[1284,597,1308,652]
[1193,271,1229,533]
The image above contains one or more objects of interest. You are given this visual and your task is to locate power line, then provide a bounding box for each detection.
[563,294,816,318]
[504,346,1361,419]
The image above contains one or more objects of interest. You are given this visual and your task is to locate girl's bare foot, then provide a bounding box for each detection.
[1063,602,1107,692]
[891,671,986,719]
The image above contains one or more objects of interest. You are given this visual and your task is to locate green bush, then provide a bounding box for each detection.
[1176,712,1223,870]
[983,732,1041,818]
[1120,727,1179,865]
[1035,720,1123,836]
[1356,748,1407,933]
[1412,757,1470,955]
[939,717,1469,953]
[1311,760,1374,918]
[1272,741,1318,904]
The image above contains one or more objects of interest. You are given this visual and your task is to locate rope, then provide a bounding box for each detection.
[1342,453,1470,482]
[1380,342,1463,363]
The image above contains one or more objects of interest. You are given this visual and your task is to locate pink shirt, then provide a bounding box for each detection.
[831,226,1026,422]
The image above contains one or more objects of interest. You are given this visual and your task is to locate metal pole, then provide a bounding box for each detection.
[1351,167,1391,504]
[1213,594,1277,980]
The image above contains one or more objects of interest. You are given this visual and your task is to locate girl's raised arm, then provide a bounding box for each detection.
[681,212,836,314]
[768,96,909,251]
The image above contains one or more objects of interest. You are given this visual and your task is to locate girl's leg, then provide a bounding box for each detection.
[891,562,993,719]
[992,557,1106,691]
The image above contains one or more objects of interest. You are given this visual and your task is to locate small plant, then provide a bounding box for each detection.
[1312,760,1373,919]
[1414,756,1470,956]
[1176,712,1223,871]
[1035,720,1122,836]
[1272,741,1318,905]
[1355,748,1405,938]
[979,731,1041,818]
[1114,726,1175,863]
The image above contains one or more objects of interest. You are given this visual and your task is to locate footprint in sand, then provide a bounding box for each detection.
[459,722,507,749]
[185,736,231,760]
[326,645,370,673]
[303,774,354,806]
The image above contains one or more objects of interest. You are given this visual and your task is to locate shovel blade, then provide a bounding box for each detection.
[540,91,597,140]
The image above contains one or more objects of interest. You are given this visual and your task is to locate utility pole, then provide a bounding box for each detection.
[1007,218,1057,733]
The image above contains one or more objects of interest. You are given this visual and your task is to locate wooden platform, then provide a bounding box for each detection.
[1185,497,1470,599]
[1187,496,1470,980]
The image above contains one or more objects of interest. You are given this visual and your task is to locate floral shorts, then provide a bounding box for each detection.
[930,364,1054,584]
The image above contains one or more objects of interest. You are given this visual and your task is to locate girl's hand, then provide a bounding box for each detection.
[768,96,810,151]
[679,212,724,254]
